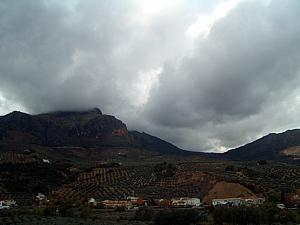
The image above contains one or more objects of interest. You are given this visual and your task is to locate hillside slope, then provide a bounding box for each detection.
[0,108,189,156]
[0,108,131,147]
[130,131,190,155]
[223,129,300,162]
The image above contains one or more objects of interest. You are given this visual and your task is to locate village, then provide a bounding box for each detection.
[0,194,268,211]
[87,196,268,209]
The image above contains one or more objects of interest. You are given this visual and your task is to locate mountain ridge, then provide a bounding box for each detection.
[220,129,300,162]
[2,108,300,162]
[0,108,189,156]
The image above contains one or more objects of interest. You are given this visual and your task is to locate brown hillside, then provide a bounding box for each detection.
[203,181,256,204]
[281,146,300,159]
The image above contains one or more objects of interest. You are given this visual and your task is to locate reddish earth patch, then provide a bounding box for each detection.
[281,146,300,158]
[203,181,256,204]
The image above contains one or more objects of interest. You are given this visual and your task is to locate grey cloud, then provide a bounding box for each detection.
[143,0,300,151]
[0,0,300,152]
[0,0,216,113]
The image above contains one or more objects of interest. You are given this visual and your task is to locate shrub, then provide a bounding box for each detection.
[257,160,267,165]
[79,206,92,218]
[153,209,200,225]
[115,206,126,212]
[134,207,154,221]
[225,165,235,172]
[58,205,75,217]
[93,202,105,209]
[32,208,45,216]
[154,162,177,178]
[212,205,278,225]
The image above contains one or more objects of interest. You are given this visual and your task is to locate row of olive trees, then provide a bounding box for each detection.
[213,205,300,225]
[134,207,206,225]
[134,205,300,225]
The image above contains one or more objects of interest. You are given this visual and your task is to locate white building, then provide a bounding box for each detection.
[212,197,265,207]
[42,159,50,164]
[36,193,47,201]
[171,197,201,207]
[0,200,16,210]
[243,197,265,206]
[88,198,97,206]
[102,200,132,209]
[212,198,243,207]
[0,202,9,210]
[277,203,285,209]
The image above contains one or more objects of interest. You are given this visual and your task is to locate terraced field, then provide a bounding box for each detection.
[0,152,36,164]
[51,163,216,202]
[1,146,300,207]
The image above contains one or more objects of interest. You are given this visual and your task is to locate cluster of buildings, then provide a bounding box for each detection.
[154,197,201,208]
[89,196,147,210]
[212,197,265,207]
[0,194,266,211]
[89,197,202,209]
[0,193,50,210]
[88,196,265,209]
[0,200,16,210]
[34,193,49,205]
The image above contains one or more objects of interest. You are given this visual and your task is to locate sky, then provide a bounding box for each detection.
[0,0,300,152]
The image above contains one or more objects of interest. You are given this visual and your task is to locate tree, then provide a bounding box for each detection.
[134,207,154,221]
[154,209,200,225]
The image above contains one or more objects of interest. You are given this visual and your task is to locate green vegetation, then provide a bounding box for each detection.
[153,209,201,225]
[212,204,300,225]
[154,162,177,178]
[134,207,154,221]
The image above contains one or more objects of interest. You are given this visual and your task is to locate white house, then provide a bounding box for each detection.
[88,198,97,206]
[36,193,47,201]
[42,159,50,164]
[243,197,265,206]
[0,202,9,210]
[212,197,265,207]
[277,203,285,209]
[0,200,16,210]
[171,197,201,207]
[102,200,132,209]
[212,198,243,207]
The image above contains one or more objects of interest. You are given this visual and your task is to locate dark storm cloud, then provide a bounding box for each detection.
[0,0,300,152]
[143,0,300,151]
[0,0,217,113]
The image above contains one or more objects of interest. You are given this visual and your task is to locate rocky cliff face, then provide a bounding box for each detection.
[0,108,132,147]
[0,108,189,155]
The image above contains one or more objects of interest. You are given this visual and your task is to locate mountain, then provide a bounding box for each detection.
[0,108,131,147]
[0,108,188,155]
[222,129,300,162]
[130,131,191,155]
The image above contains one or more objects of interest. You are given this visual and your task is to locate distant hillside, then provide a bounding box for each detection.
[222,129,300,162]
[129,131,190,155]
[0,108,131,147]
[0,108,189,156]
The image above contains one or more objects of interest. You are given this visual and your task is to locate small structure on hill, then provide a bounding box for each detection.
[36,193,47,201]
[35,193,49,205]
[42,159,50,164]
